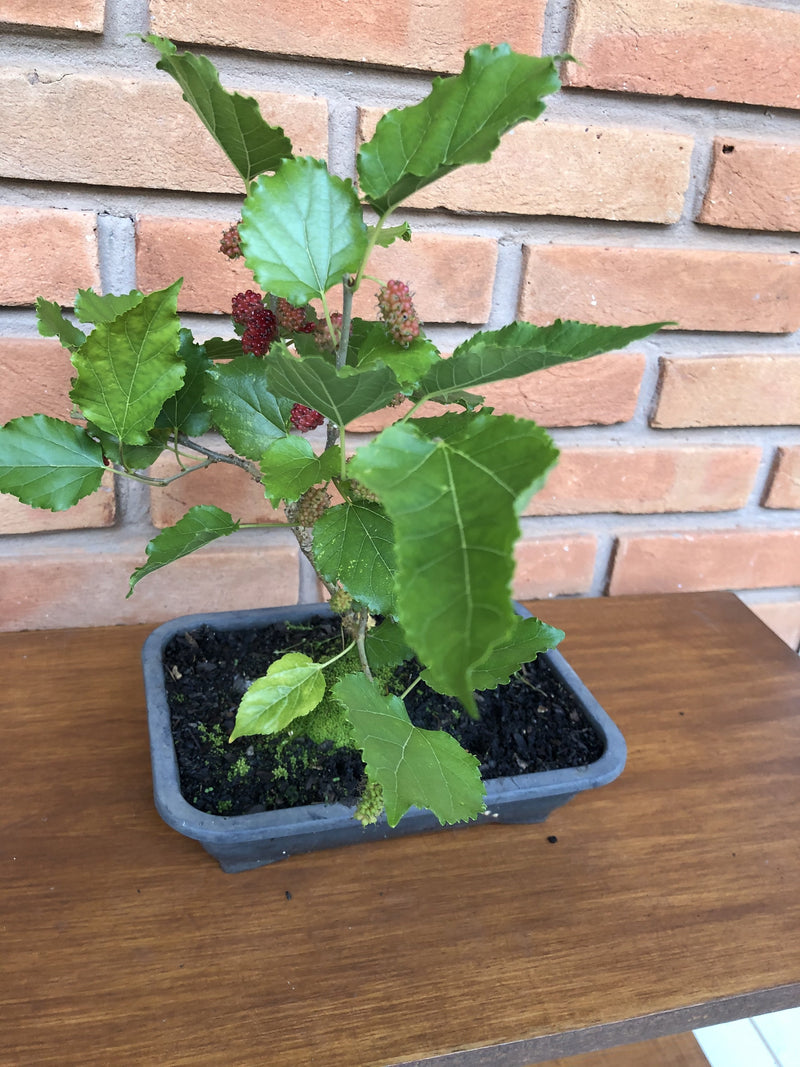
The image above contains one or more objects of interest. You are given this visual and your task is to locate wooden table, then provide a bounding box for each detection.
[3,592,799,1066]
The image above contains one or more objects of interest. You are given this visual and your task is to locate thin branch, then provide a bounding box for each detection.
[354,608,374,683]
[175,435,262,480]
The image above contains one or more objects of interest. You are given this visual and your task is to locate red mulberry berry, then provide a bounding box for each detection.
[275,298,310,332]
[232,290,264,327]
[290,404,324,432]
[220,222,242,259]
[377,279,421,347]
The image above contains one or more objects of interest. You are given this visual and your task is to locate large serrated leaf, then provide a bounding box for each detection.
[260,437,340,506]
[313,502,396,614]
[423,614,564,695]
[349,413,558,712]
[74,288,144,325]
[266,344,401,426]
[204,355,291,459]
[128,504,239,595]
[357,46,562,214]
[35,297,87,351]
[156,329,213,436]
[240,157,368,304]
[70,280,185,446]
[146,35,293,184]
[230,653,325,742]
[0,415,106,511]
[416,319,668,402]
[334,673,485,827]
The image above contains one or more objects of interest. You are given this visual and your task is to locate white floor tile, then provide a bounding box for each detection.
[693,1018,779,1067]
[752,1008,800,1067]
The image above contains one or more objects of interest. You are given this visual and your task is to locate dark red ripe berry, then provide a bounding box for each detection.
[290,404,324,431]
[232,290,264,327]
[241,307,278,356]
[220,223,242,259]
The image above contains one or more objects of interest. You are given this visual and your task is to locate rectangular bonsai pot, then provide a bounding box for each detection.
[142,603,626,872]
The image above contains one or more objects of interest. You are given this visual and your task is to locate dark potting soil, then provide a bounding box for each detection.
[163,615,604,817]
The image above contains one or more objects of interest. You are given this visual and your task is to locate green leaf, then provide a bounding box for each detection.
[334,673,485,827]
[368,221,412,247]
[355,322,440,388]
[230,652,326,742]
[87,423,169,470]
[156,329,213,436]
[70,280,185,446]
[349,413,559,712]
[423,614,564,695]
[357,46,562,214]
[416,319,668,402]
[35,297,87,351]
[240,157,368,304]
[0,415,105,510]
[203,336,247,361]
[128,504,239,595]
[364,619,414,670]
[74,288,144,325]
[146,35,293,184]
[313,502,396,614]
[204,354,291,459]
[259,437,340,506]
[266,344,401,425]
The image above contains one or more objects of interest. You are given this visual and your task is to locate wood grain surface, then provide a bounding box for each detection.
[2,592,799,1066]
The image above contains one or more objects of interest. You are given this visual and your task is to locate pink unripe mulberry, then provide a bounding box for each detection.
[377,279,421,347]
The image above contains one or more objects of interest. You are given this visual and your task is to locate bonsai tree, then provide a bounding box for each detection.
[0,38,663,828]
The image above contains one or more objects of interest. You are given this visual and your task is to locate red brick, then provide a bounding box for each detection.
[359,111,692,223]
[0,71,327,195]
[0,0,103,32]
[609,529,800,596]
[699,138,800,232]
[149,0,546,73]
[0,338,74,423]
[0,533,300,631]
[148,453,285,528]
[0,474,115,535]
[0,208,99,307]
[137,216,497,322]
[519,245,800,334]
[746,599,800,651]
[525,446,760,516]
[348,352,646,432]
[763,447,800,510]
[564,0,800,110]
[652,355,800,428]
[513,535,597,600]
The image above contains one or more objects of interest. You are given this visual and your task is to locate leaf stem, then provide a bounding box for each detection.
[110,459,213,487]
[355,608,374,683]
[400,673,423,702]
[352,209,392,293]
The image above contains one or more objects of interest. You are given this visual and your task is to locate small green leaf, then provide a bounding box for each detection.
[203,336,246,361]
[423,614,564,694]
[357,46,562,214]
[313,502,396,614]
[416,319,668,402]
[0,415,106,511]
[364,619,414,670]
[128,504,239,595]
[260,437,340,506]
[266,344,401,425]
[156,329,213,436]
[368,221,412,247]
[87,423,169,471]
[240,157,368,304]
[204,355,291,459]
[230,652,325,742]
[35,297,87,351]
[70,280,185,445]
[146,35,293,184]
[74,288,144,325]
[349,413,559,711]
[355,323,440,388]
[334,673,485,827]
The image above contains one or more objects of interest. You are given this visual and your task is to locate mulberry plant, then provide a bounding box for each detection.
[0,37,665,828]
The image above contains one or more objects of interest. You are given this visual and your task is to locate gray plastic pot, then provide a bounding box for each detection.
[142,602,626,873]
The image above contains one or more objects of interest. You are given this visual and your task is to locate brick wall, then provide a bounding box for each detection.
[1,0,798,649]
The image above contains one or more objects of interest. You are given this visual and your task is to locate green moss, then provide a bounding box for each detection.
[228,755,251,781]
